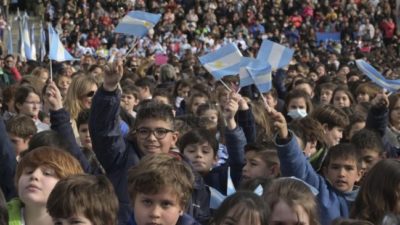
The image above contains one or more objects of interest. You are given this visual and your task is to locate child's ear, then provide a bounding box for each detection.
[269,164,280,178]
[322,123,329,133]
[356,168,363,182]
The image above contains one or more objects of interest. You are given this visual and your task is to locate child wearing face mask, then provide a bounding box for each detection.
[284,89,314,122]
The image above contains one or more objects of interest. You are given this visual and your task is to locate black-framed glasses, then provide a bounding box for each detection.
[134,127,174,139]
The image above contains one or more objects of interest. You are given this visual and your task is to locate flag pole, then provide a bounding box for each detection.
[219,79,232,92]
[47,22,52,82]
[124,37,138,58]
[49,59,53,82]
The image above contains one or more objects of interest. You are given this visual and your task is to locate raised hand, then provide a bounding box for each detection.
[371,90,389,109]
[269,110,289,139]
[224,92,240,120]
[44,81,63,111]
[104,57,124,91]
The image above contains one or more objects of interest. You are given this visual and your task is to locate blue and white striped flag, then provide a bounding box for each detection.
[257,39,294,70]
[39,23,46,62]
[114,11,161,37]
[355,59,400,92]
[199,43,243,80]
[27,24,37,61]
[48,24,75,61]
[20,17,31,61]
[239,58,272,93]
[6,25,13,54]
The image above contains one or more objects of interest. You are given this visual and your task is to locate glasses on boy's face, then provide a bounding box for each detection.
[134,127,174,139]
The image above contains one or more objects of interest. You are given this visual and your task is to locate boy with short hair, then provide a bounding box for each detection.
[127,153,198,225]
[120,85,139,118]
[241,142,280,185]
[350,128,385,175]
[5,115,37,159]
[47,174,119,225]
[135,77,155,101]
[271,110,362,225]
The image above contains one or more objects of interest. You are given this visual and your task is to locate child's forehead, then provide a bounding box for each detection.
[329,157,358,166]
[137,118,174,127]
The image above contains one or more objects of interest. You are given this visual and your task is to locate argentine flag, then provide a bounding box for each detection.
[239,58,272,93]
[39,23,46,62]
[356,59,400,92]
[257,39,294,70]
[21,18,31,61]
[6,25,12,54]
[114,11,161,37]
[199,43,244,80]
[48,24,75,61]
[27,24,37,61]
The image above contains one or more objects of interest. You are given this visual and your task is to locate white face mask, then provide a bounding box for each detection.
[287,108,307,119]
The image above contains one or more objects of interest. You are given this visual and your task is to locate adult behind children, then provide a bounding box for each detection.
[47,174,118,225]
[7,147,84,225]
[63,74,98,142]
[209,191,269,225]
[14,85,49,132]
[351,159,400,225]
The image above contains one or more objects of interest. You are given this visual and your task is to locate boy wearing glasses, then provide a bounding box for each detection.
[89,60,209,225]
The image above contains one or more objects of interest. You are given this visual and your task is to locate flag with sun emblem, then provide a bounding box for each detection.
[114,11,161,37]
[199,43,244,80]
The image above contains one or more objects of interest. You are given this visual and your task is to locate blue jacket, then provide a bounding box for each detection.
[50,108,95,174]
[275,132,358,225]
[89,87,212,225]
[0,117,17,201]
[205,125,246,195]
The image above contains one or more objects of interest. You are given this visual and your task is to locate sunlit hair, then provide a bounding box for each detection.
[265,178,320,225]
[47,174,118,225]
[63,74,98,120]
[312,105,349,129]
[209,191,269,225]
[351,159,400,224]
[250,99,273,142]
[127,153,194,208]
[16,147,84,187]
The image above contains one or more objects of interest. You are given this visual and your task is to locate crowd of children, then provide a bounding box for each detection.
[2,0,400,225]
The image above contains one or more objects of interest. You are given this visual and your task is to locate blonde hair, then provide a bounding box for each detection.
[63,75,97,120]
[265,178,320,225]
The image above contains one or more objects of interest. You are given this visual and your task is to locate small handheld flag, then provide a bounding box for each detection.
[355,59,400,92]
[257,39,294,70]
[114,11,161,37]
[48,24,76,62]
[199,43,243,80]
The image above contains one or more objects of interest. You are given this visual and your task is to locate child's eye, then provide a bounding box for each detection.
[42,168,56,176]
[161,201,174,208]
[142,199,152,206]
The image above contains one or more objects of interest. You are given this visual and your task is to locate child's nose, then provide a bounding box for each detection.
[149,205,162,218]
